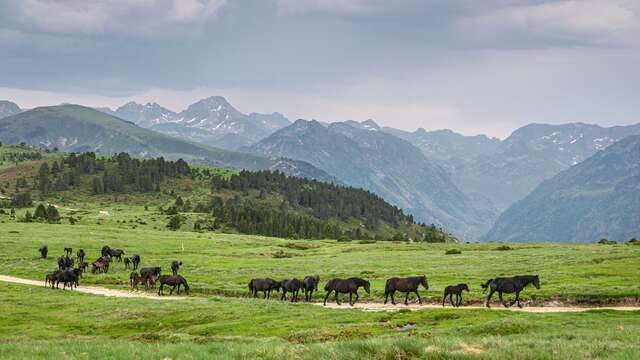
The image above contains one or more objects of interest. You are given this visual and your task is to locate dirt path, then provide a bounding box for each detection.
[0,275,186,301]
[2,275,639,312]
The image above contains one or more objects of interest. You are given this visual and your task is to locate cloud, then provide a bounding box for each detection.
[461,0,639,46]
[1,0,227,37]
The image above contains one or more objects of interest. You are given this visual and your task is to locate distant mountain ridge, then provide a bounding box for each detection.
[0,100,22,119]
[0,105,335,182]
[97,97,291,150]
[483,135,640,243]
[387,122,640,212]
[249,119,496,240]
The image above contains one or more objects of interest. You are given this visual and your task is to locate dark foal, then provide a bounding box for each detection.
[248,278,281,299]
[64,247,72,257]
[302,275,320,302]
[76,249,85,264]
[124,257,131,269]
[131,255,141,270]
[482,275,540,308]
[323,278,370,306]
[171,261,182,275]
[281,279,303,302]
[442,283,469,307]
[384,276,429,305]
[39,245,48,259]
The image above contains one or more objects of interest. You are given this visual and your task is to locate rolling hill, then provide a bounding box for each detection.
[483,135,640,243]
[0,105,334,182]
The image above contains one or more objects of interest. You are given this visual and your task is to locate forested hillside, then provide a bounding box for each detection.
[0,144,453,242]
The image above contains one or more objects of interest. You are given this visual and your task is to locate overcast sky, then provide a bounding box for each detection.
[1,0,639,138]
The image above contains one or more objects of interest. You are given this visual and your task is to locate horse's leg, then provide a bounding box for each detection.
[449,293,455,307]
[335,292,341,305]
[391,290,396,305]
[323,291,331,306]
[355,290,359,303]
[404,292,410,306]
[485,289,495,308]
[442,292,447,307]
[415,290,422,304]
[349,292,353,306]
[515,291,522,308]
[158,284,162,296]
[498,291,509,308]
[456,294,462,307]
[384,289,389,304]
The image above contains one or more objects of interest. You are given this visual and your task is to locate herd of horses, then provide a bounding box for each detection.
[39,245,541,308]
[40,244,189,296]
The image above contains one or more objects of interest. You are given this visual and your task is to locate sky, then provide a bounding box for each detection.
[1,0,639,138]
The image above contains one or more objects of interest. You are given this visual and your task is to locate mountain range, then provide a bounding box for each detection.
[96,97,290,151]
[1,97,639,242]
[248,119,495,239]
[0,104,334,182]
[484,135,640,243]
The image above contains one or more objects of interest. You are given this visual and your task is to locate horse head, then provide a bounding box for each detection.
[313,275,320,291]
[274,281,282,292]
[363,280,371,294]
[420,275,429,290]
[532,275,540,289]
[462,284,470,292]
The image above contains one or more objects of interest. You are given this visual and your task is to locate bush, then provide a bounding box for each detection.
[337,236,352,242]
[46,205,60,223]
[34,204,48,220]
[495,245,513,251]
[272,250,293,258]
[626,238,640,245]
[358,240,377,244]
[598,238,617,245]
[166,215,184,230]
[445,249,462,255]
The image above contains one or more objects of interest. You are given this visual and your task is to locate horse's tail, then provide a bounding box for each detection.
[384,279,392,295]
[248,280,253,291]
[480,279,493,292]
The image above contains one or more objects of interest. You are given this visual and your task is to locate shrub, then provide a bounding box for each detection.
[445,249,462,255]
[46,205,60,223]
[358,240,377,244]
[598,238,617,245]
[272,250,293,258]
[166,215,184,230]
[495,245,513,251]
[34,204,48,220]
[626,238,640,245]
[337,236,352,242]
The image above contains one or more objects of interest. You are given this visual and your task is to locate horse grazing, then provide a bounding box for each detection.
[109,249,125,262]
[384,276,429,305]
[302,275,320,302]
[140,267,161,288]
[171,261,182,275]
[248,278,281,299]
[78,262,88,272]
[91,258,109,274]
[54,268,78,290]
[157,275,190,296]
[124,257,131,270]
[45,270,61,287]
[281,279,303,302]
[130,272,149,289]
[39,245,48,259]
[442,283,469,307]
[64,247,72,257]
[323,278,370,306]
[57,255,72,270]
[76,249,85,264]
[481,275,540,308]
[131,254,141,270]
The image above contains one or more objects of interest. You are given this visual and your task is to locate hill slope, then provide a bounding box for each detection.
[249,119,495,240]
[0,100,21,119]
[0,105,333,181]
[483,135,640,243]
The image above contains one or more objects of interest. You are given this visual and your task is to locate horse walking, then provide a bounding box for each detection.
[481,275,540,308]
[302,275,320,302]
[384,276,429,305]
[323,278,370,306]
[442,283,469,307]
[281,279,303,302]
[157,275,190,296]
[248,278,281,299]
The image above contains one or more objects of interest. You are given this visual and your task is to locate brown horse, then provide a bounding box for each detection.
[384,276,429,305]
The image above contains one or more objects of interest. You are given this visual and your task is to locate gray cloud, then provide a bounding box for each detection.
[0,0,639,137]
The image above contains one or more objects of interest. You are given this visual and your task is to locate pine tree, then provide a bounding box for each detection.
[46,205,60,223]
[38,163,50,196]
[34,204,48,220]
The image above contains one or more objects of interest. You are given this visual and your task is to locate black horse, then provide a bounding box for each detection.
[171,261,182,275]
[158,275,190,296]
[64,247,72,257]
[131,254,141,270]
[302,275,320,302]
[54,268,78,290]
[384,276,429,305]
[248,278,281,299]
[281,279,303,302]
[57,255,72,270]
[76,249,85,264]
[481,275,540,308]
[124,257,131,270]
[39,245,48,259]
[442,283,469,307]
[323,278,370,306]
[101,245,111,258]
[140,267,161,288]
[110,249,125,262]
